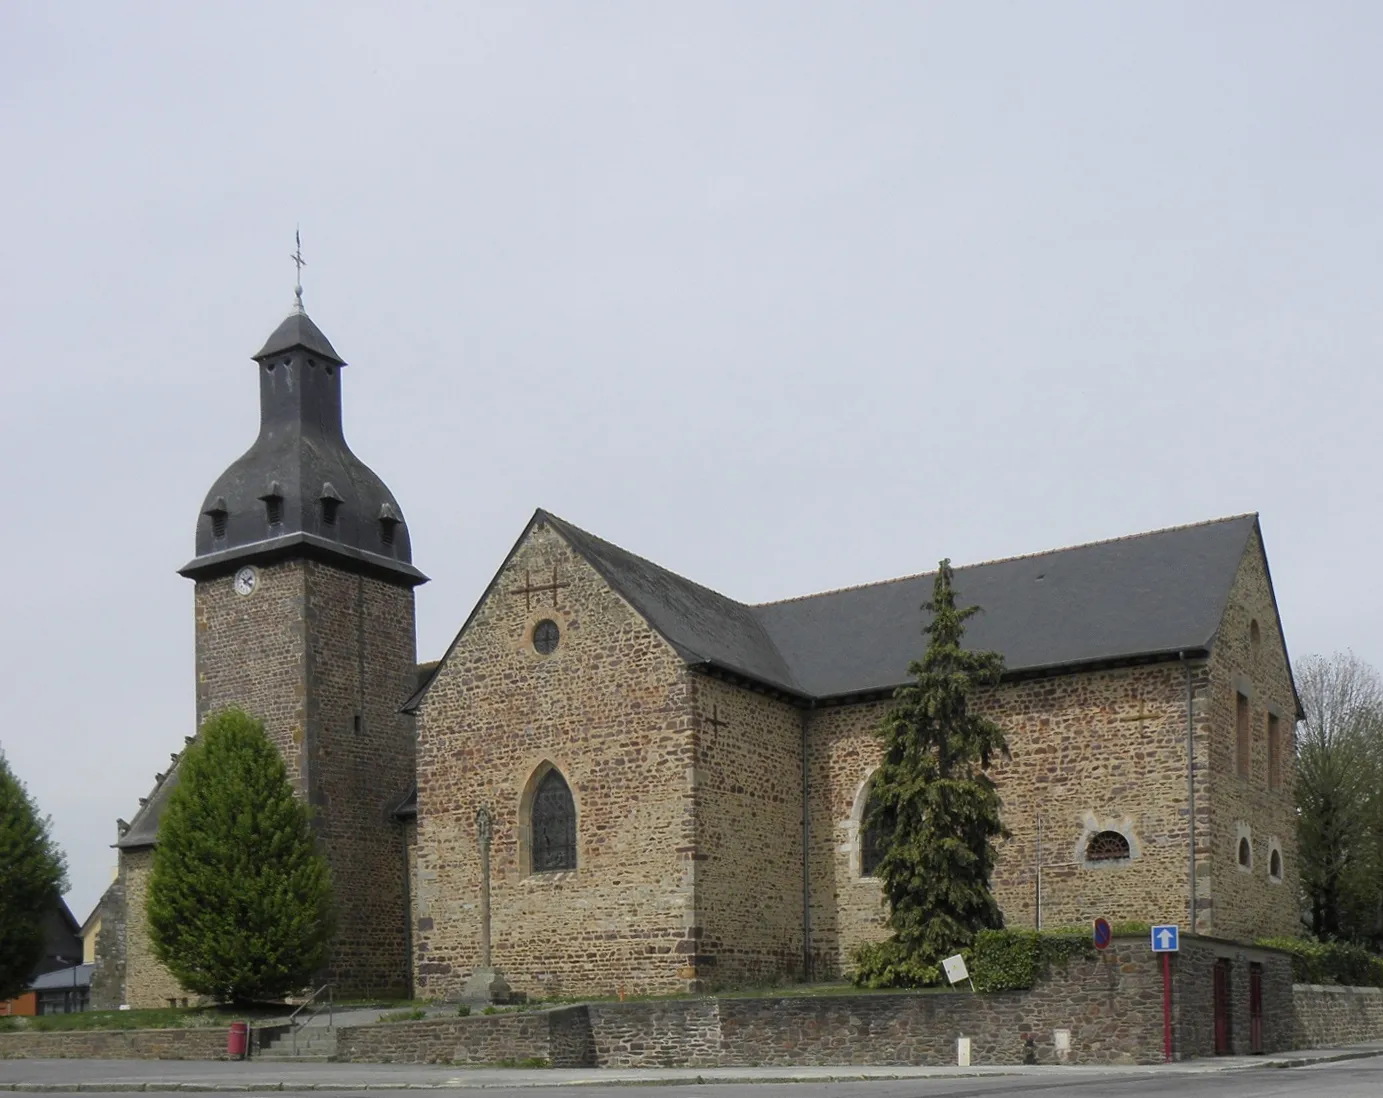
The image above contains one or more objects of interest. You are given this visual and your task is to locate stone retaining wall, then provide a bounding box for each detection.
[1293,984,1383,1049]
[336,1013,553,1065]
[0,1026,230,1060]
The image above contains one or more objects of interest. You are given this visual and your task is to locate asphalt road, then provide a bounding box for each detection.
[4,1056,1381,1098]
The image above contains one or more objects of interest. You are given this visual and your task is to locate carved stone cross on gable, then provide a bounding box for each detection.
[703,705,728,733]
[511,565,569,611]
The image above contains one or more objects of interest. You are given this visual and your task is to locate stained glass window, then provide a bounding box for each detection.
[532,769,576,872]
[860,781,886,878]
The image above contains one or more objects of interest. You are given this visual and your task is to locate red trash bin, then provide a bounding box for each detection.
[227,1022,248,1060]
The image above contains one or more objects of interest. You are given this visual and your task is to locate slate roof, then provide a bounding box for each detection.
[754,514,1260,699]
[539,510,1263,702]
[253,310,344,365]
[116,759,181,850]
[30,963,93,992]
[543,514,803,694]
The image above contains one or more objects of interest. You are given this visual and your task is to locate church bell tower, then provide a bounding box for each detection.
[178,284,426,997]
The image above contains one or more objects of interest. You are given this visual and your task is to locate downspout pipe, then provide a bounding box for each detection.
[1180,651,1197,934]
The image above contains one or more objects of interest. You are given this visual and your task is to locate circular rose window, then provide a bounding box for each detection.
[533,619,560,655]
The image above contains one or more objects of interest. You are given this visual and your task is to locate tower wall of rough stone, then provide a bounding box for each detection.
[300,561,417,995]
[413,520,696,1000]
[1201,526,1300,941]
[121,557,417,1006]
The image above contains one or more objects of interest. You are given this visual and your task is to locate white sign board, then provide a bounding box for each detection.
[956,1036,971,1067]
[942,954,970,985]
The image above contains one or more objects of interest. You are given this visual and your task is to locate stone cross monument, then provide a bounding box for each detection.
[462,805,511,1003]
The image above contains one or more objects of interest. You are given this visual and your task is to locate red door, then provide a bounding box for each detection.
[1249,963,1264,1054]
[1213,959,1232,1055]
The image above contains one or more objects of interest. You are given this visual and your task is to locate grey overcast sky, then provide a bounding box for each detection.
[2,1,1380,919]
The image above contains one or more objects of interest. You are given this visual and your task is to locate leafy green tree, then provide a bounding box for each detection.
[148,708,335,1003]
[0,750,68,1001]
[853,559,1009,987]
[1295,652,1383,943]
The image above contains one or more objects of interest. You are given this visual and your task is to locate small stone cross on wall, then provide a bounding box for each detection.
[511,565,569,611]
[702,705,728,733]
[1111,700,1152,727]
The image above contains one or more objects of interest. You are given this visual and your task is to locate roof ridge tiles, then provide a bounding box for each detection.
[752,512,1259,608]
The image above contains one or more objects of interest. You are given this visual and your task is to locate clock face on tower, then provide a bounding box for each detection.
[233,566,258,596]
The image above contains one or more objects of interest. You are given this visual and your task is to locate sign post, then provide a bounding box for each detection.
[1151,925,1180,1062]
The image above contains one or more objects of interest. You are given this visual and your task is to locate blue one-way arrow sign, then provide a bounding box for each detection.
[1151,924,1180,952]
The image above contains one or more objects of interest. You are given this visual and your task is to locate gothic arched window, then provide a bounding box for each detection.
[1085,830,1131,863]
[860,780,887,878]
[531,768,576,872]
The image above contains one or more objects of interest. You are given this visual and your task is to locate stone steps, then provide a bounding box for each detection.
[257,1026,338,1061]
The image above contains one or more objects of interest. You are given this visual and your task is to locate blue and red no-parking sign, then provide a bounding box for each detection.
[1093,917,1112,950]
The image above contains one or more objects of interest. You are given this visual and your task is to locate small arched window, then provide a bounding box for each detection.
[1238,837,1252,868]
[531,769,576,872]
[1086,830,1131,863]
[1270,848,1282,880]
[1249,619,1262,667]
[860,780,886,878]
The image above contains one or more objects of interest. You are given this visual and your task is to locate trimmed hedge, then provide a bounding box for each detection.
[970,929,1093,993]
[1257,937,1383,988]
[851,929,1094,991]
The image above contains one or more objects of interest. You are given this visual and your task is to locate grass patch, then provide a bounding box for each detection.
[378,1007,429,1023]
[0,1005,285,1033]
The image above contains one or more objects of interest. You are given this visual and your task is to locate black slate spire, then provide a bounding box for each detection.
[179,308,426,586]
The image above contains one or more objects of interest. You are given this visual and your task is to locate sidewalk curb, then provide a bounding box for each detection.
[2,1049,1380,1092]
[1252,1047,1383,1069]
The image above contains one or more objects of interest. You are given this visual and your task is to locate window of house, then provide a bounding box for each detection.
[1249,619,1261,668]
[1086,830,1132,863]
[1236,692,1251,780]
[860,781,886,878]
[1270,848,1283,881]
[1267,714,1281,791]
[530,768,576,872]
[1238,836,1252,869]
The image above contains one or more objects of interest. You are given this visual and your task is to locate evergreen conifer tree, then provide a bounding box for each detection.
[148,708,335,1003]
[854,559,1009,986]
[0,750,68,1001]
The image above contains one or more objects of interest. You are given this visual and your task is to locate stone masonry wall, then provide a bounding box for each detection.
[194,560,309,785]
[120,850,191,1010]
[0,1027,231,1061]
[337,1013,553,1065]
[189,558,418,998]
[808,663,1207,976]
[1171,937,1295,1057]
[342,937,1301,1068]
[90,857,127,1010]
[301,562,417,997]
[1202,526,1300,941]
[413,519,696,1000]
[690,676,805,988]
[1293,985,1383,1049]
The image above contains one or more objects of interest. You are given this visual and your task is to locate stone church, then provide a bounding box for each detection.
[94,302,1303,1008]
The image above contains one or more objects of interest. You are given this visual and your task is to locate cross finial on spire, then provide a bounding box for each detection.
[291,227,306,314]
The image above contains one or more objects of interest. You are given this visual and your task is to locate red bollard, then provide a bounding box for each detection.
[227,1021,248,1060]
